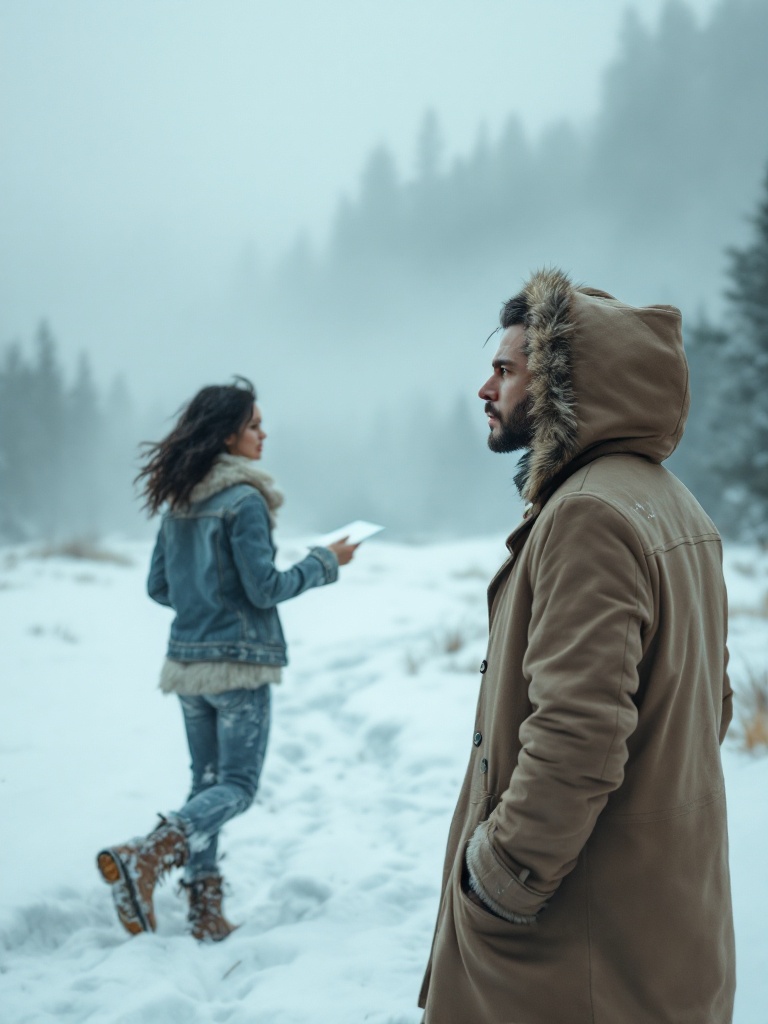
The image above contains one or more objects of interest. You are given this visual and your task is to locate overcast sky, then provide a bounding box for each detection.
[0,0,723,388]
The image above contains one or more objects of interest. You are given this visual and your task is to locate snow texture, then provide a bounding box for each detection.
[1,535,767,1023]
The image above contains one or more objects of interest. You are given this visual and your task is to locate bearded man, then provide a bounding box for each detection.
[418,269,735,1024]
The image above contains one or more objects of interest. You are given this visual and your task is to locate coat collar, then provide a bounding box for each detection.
[486,515,536,619]
[187,454,284,525]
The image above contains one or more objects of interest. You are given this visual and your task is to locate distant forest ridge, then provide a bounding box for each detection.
[259,0,768,322]
[4,0,768,542]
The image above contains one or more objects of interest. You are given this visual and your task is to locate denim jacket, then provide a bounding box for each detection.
[147,456,338,666]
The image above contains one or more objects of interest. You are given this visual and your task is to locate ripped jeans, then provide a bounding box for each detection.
[174,686,271,882]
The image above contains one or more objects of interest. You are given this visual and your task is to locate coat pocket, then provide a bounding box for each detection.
[453,852,533,936]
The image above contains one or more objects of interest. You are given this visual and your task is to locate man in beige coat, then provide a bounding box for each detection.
[419,268,735,1024]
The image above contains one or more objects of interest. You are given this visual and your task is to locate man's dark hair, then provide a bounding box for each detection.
[500,293,529,329]
[136,376,257,515]
[485,292,530,351]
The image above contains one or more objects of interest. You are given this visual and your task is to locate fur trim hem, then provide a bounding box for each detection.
[186,454,284,525]
[466,870,537,925]
[465,821,542,923]
[159,658,281,696]
[518,267,580,504]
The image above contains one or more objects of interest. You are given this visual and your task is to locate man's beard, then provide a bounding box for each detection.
[485,395,534,453]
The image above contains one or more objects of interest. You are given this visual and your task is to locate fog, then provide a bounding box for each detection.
[1,0,765,538]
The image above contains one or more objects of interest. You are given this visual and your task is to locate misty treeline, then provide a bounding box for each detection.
[3,0,768,543]
[681,163,768,540]
[242,0,768,539]
[262,0,768,318]
[0,326,156,541]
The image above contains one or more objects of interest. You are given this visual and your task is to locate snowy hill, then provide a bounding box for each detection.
[1,535,766,1023]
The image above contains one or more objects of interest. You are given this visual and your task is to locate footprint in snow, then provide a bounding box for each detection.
[264,875,333,928]
[275,741,306,763]
[324,653,368,671]
[0,890,112,954]
[359,721,401,766]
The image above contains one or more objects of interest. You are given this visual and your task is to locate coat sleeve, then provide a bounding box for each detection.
[718,546,733,744]
[467,494,653,919]
[719,645,733,745]
[228,492,338,609]
[147,524,172,606]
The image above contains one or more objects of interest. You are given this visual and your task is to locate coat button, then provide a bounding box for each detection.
[479,660,488,674]
[473,732,482,747]
[480,758,488,774]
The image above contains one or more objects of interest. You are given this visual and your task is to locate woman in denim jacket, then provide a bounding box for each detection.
[97,378,356,941]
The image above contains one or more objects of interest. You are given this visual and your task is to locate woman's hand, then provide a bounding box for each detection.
[327,536,358,566]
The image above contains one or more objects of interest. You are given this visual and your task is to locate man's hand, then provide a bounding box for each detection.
[327,536,358,566]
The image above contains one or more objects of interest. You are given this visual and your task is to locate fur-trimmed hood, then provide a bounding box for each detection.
[514,268,689,506]
[187,454,284,525]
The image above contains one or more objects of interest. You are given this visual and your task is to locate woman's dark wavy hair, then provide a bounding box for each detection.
[136,377,257,515]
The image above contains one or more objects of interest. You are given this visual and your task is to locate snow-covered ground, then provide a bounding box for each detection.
[1,534,767,1024]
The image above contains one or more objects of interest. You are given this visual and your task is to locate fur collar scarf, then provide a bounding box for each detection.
[187,454,284,525]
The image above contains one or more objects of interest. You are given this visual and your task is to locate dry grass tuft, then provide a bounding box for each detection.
[452,565,489,582]
[729,592,768,619]
[731,559,758,578]
[403,651,422,676]
[30,539,133,566]
[736,667,768,754]
[440,629,465,654]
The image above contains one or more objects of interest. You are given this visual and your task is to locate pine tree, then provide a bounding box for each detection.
[415,109,443,182]
[719,163,768,535]
[0,343,34,539]
[358,144,400,253]
[30,321,67,536]
[105,372,144,532]
[672,318,727,520]
[63,351,103,534]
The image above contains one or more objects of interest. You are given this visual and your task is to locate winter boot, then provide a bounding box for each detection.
[96,816,188,935]
[182,873,238,942]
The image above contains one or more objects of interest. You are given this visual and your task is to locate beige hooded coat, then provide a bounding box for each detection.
[419,270,735,1024]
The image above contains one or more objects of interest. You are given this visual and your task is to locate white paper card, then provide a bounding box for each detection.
[316,520,385,546]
